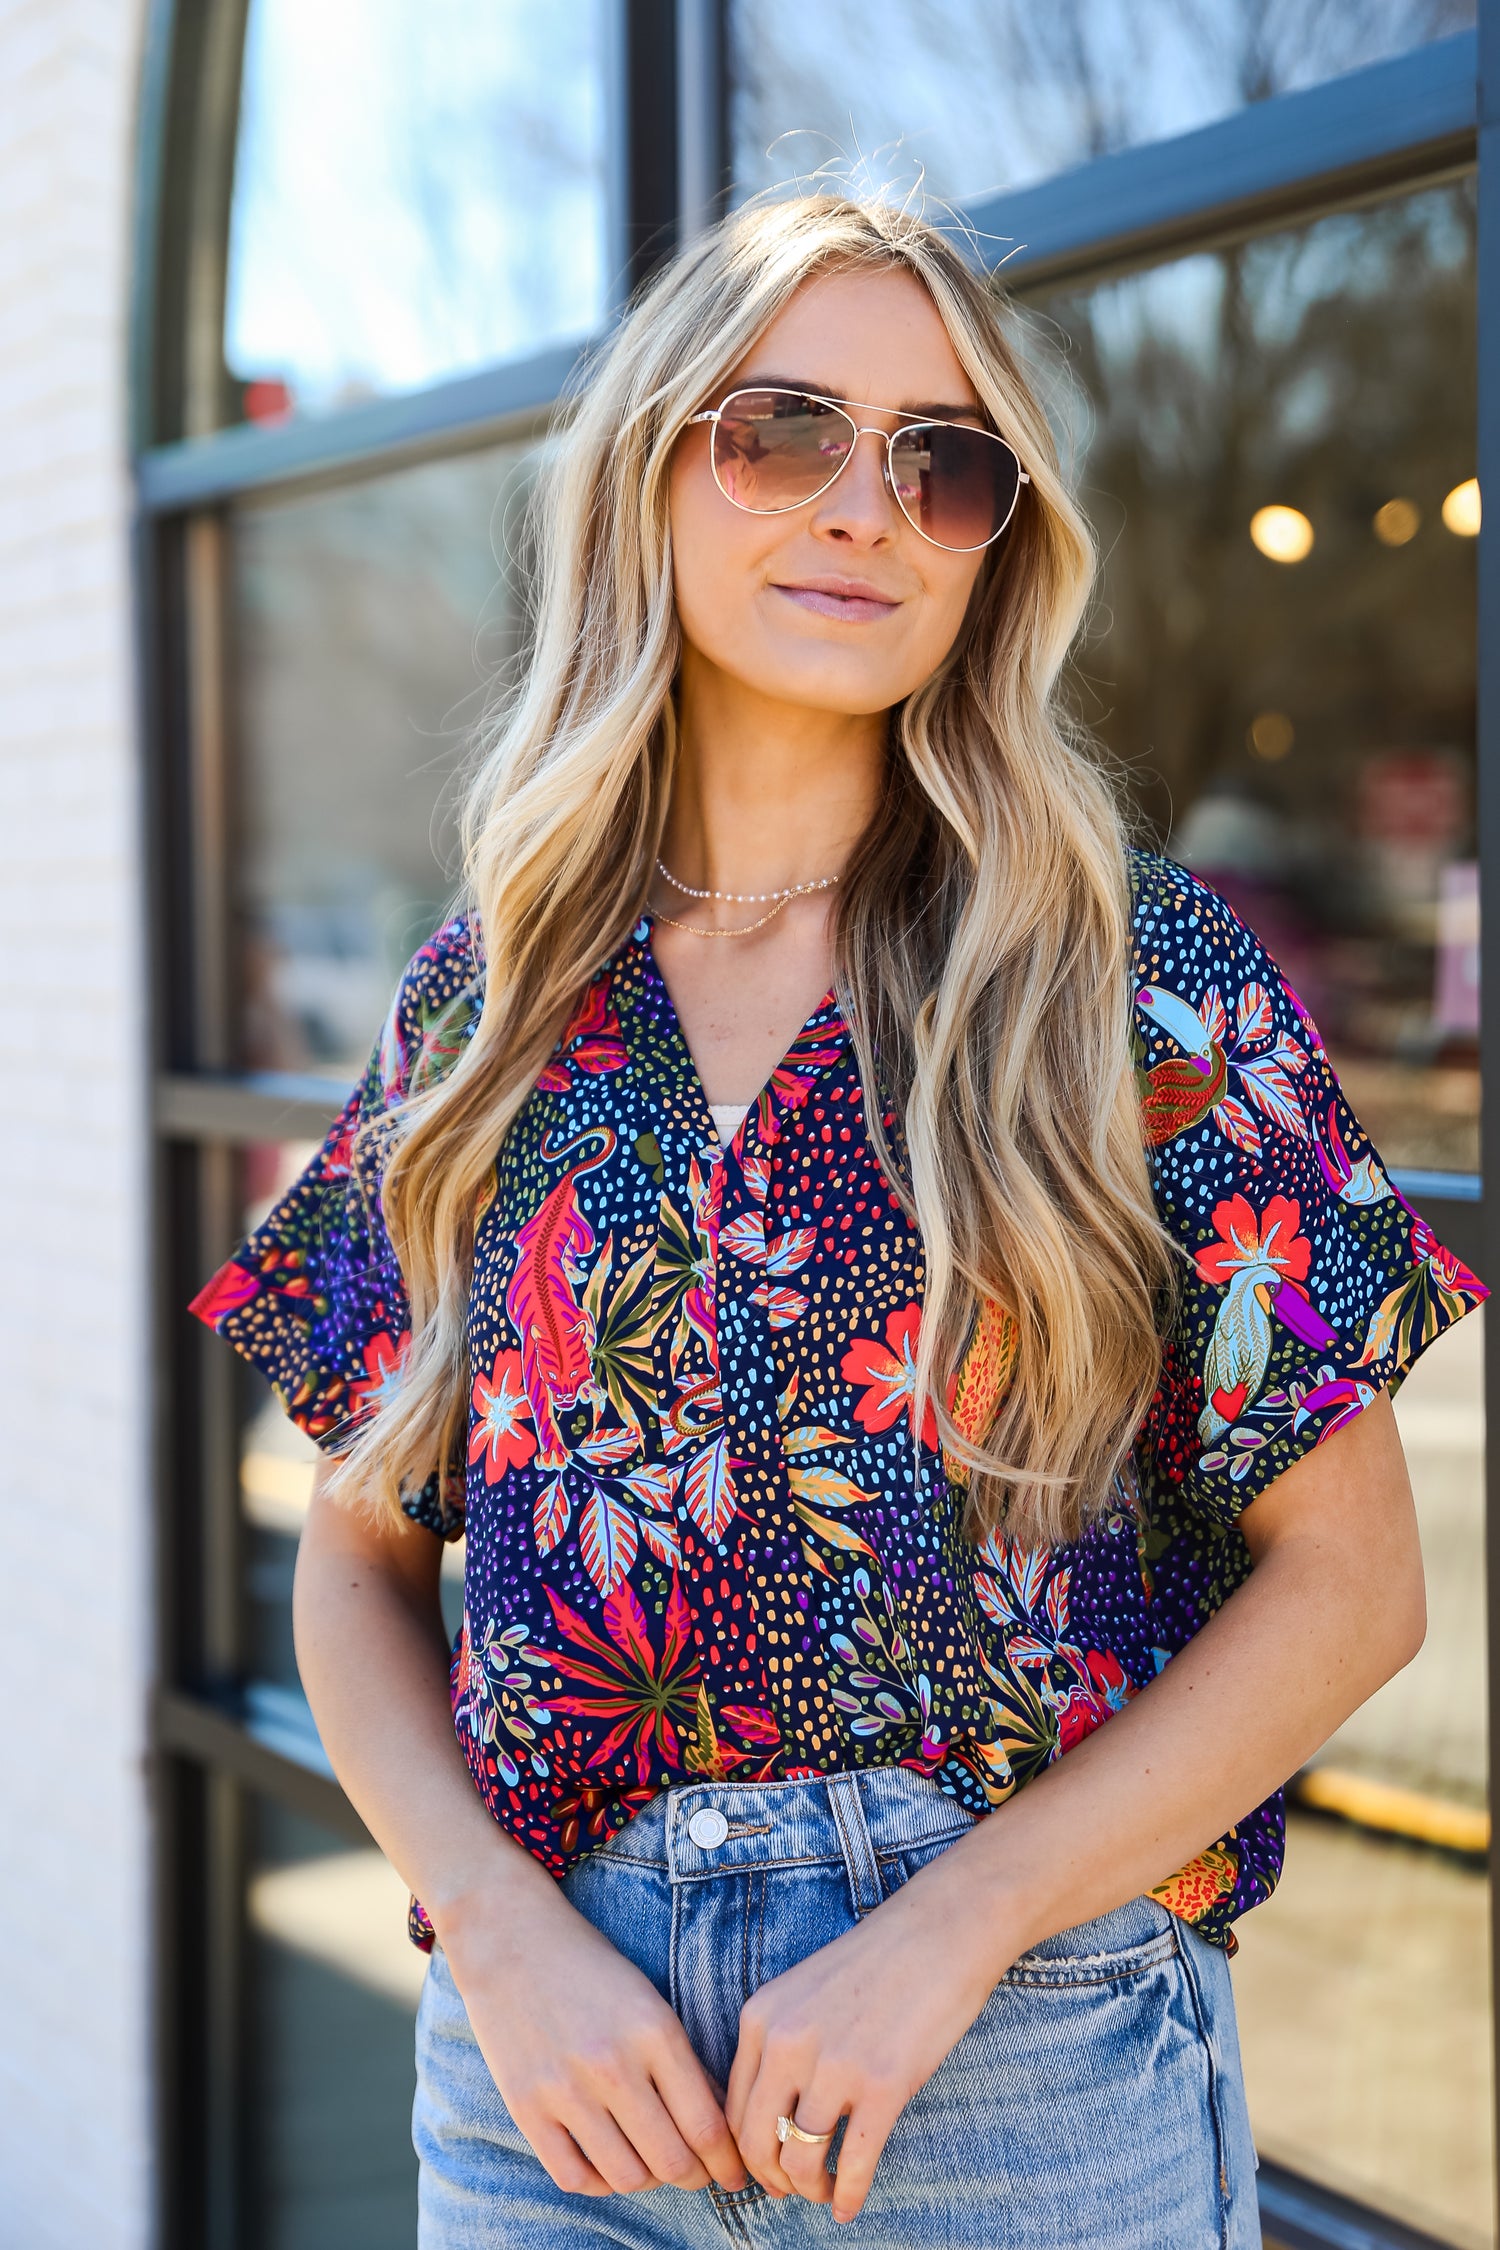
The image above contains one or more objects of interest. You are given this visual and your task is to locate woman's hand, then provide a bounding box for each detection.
[291,1476,744,2202]
[730,1393,1429,2224]
[725,1856,1015,2223]
[441,1881,749,2201]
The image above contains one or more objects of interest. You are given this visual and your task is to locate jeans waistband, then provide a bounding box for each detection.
[595,1767,975,1886]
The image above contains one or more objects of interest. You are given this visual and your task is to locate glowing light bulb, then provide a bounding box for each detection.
[1372,498,1420,546]
[1247,711,1295,762]
[1250,505,1314,563]
[1441,478,1480,536]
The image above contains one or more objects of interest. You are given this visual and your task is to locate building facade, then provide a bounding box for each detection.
[1,3,1497,2246]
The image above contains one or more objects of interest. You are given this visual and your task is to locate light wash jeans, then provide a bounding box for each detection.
[413,1768,1260,2247]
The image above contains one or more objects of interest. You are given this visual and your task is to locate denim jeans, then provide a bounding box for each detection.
[413,1768,1260,2247]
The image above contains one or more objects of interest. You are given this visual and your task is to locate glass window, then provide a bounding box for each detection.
[224,0,614,425]
[729,0,1475,210]
[246,1796,424,2249]
[1233,1316,1491,2247]
[231,440,543,1080]
[1033,179,1488,2238]
[1033,180,1479,1173]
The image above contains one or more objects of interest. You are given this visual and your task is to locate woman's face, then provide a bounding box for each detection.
[670,267,995,718]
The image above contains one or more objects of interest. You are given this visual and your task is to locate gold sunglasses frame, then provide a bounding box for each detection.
[687,385,1030,553]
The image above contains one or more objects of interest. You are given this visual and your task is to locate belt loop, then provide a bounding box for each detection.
[826,1773,883,1916]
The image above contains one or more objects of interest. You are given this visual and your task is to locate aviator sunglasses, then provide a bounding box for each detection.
[688,384,1030,553]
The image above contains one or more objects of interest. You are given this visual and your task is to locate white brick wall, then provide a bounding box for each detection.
[0,3,153,2246]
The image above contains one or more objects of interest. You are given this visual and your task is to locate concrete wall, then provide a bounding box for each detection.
[0,2,153,2244]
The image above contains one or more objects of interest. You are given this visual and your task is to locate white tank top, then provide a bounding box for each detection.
[708,1102,750,1147]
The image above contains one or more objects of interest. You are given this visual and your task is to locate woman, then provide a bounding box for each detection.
[194,195,1483,2246]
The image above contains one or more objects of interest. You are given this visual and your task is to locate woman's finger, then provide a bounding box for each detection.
[604,2080,715,2193]
[523,2117,615,2199]
[723,2007,763,2144]
[732,2047,825,2200]
[826,2101,899,2225]
[557,2104,665,2196]
[649,2047,751,2191]
[768,2098,840,2205]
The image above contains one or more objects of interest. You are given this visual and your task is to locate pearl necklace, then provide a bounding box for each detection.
[655,858,840,905]
[652,857,840,940]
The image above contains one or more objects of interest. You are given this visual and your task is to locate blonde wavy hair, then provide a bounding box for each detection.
[335,192,1176,1549]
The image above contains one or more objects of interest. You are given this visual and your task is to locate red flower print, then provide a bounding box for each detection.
[841,1305,937,1450]
[1193,1193,1311,1288]
[545,1578,700,1786]
[469,1348,536,1483]
[350,1329,409,1417]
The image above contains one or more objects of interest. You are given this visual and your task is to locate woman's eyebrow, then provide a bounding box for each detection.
[731,373,985,419]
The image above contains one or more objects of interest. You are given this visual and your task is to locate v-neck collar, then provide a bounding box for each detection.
[613,913,849,1149]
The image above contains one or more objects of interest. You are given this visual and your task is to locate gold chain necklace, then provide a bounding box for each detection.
[651,898,793,939]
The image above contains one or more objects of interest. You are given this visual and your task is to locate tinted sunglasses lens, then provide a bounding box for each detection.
[711,390,855,511]
[889,423,1020,549]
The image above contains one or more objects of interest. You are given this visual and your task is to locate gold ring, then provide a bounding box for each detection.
[776,2113,834,2147]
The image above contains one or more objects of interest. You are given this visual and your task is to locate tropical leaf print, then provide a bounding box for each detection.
[1136,974,1310,1155]
[654,1178,718,1381]
[583,1231,658,1437]
[681,1433,737,1541]
[544,1578,699,1786]
[946,1297,1019,1486]
[579,1484,639,1596]
[1234,1044,1309,1139]
[794,1504,878,1559]
[765,1227,818,1276]
[452,1614,553,1791]
[533,1474,571,1556]
[1213,1094,1263,1157]
[638,1515,683,1567]
[787,1462,876,1510]
[1357,1221,1484,1370]
[721,1212,767,1263]
[1235,981,1274,1044]
[620,1462,677,1512]
[755,1283,810,1329]
[576,1422,641,1469]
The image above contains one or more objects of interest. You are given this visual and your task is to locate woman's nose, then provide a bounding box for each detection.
[810,428,897,543]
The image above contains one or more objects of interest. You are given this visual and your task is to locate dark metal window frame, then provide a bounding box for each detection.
[130,6,1494,2245]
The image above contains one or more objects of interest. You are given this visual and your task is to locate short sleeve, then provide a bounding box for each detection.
[1130,854,1486,1526]
[189,914,484,1537]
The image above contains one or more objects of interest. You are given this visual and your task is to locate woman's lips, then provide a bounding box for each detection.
[773,583,900,622]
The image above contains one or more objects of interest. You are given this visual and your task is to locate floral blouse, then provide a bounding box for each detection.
[193,853,1485,1952]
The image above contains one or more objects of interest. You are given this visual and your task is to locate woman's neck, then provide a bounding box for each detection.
[663,650,887,893]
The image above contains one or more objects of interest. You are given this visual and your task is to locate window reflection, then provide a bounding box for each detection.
[232,443,540,1079]
[730,0,1473,209]
[246,1797,423,2249]
[225,0,612,424]
[1235,1314,1490,2247]
[1035,182,1479,1171]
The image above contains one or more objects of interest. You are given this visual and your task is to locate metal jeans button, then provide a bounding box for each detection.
[686,1807,729,1849]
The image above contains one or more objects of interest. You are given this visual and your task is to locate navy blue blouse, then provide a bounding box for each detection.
[194,853,1484,1948]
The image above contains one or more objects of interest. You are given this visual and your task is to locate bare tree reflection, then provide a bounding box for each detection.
[731,0,1472,206]
[1031,184,1477,1166]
